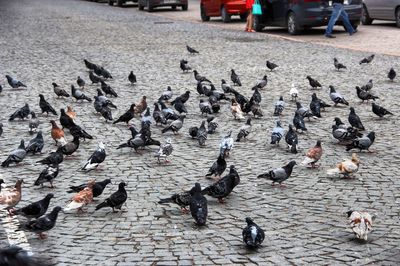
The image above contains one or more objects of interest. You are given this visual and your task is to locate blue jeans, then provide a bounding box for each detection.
[325,3,355,35]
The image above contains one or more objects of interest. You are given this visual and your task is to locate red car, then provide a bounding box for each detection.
[200,0,247,23]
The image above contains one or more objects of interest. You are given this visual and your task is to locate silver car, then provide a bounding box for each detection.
[362,0,400,27]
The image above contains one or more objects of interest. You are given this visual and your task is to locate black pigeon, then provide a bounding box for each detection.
[26,131,44,155]
[188,126,198,138]
[209,95,220,113]
[171,90,191,105]
[202,165,240,203]
[359,54,375,65]
[231,69,242,86]
[232,90,248,108]
[93,64,103,76]
[331,125,361,143]
[36,147,64,166]
[68,179,111,197]
[77,76,85,88]
[99,104,113,122]
[306,76,322,89]
[158,190,192,213]
[274,96,285,116]
[22,206,62,239]
[186,45,199,54]
[197,121,207,146]
[0,179,3,192]
[180,59,191,72]
[296,102,315,120]
[95,182,127,212]
[34,165,59,188]
[0,246,48,266]
[371,102,393,118]
[100,67,113,79]
[52,82,70,97]
[199,99,212,116]
[61,136,80,156]
[250,87,262,104]
[113,104,135,124]
[81,142,106,171]
[348,107,365,131]
[128,71,137,84]
[0,123,3,137]
[162,115,185,134]
[236,118,252,142]
[71,85,92,102]
[1,139,27,167]
[159,101,179,121]
[193,70,211,83]
[355,86,379,102]
[89,71,102,84]
[173,98,188,114]
[69,123,93,141]
[59,108,75,129]
[293,112,307,132]
[0,84,2,93]
[334,58,347,71]
[205,154,226,178]
[207,116,218,134]
[9,103,30,121]
[221,79,233,93]
[12,194,54,219]
[84,59,95,70]
[257,161,296,186]
[190,183,208,226]
[388,68,396,82]
[39,94,57,116]
[6,75,27,88]
[285,125,298,154]
[310,93,322,118]
[242,217,265,248]
[266,60,278,71]
[346,131,375,152]
[100,80,118,97]
[153,103,167,125]
[117,132,145,152]
[329,86,349,106]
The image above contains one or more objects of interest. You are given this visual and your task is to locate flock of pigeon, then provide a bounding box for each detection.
[0,45,397,254]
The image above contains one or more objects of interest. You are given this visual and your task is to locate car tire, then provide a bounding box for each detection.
[182,4,188,11]
[396,8,400,28]
[253,15,263,32]
[116,0,124,7]
[361,5,373,25]
[146,0,153,12]
[221,6,231,23]
[138,3,144,10]
[108,0,114,6]
[287,12,302,35]
[172,6,177,10]
[200,5,210,21]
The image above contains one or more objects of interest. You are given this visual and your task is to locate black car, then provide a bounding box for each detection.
[253,0,362,35]
[108,0,138,7]
[138,0,188,11]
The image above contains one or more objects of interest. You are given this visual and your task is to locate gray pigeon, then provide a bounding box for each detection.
[273,96,285,116]
[9,104,30,121]
[26,131,44,155]
[236,118,252,142]
[346,132,375,152]
[28,111,40,135]
[1,140,26,167]
[154,139,173,163]
[329,86,349,106]
[6,75,27,88]
[257,161,296,187]
[197,121,207,146]
[270,120,285,145]
[22,206,62,239]
[242,217,265,249]
[161,115,185,134]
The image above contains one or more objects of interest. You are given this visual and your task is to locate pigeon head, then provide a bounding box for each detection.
[334,117,343,125]
[192,183,202,193]
[185,91,190,95]
[130,104,136,111]
[0,179,4,185]
[221,79,226,84]
[245,217,255,225]
[5,75,11,80]
[296,102,302,109]
[351,153,359,164]
[36,131,43,138]
[193,70,198,75]
[98,142,105,150]
[51,206,63,216]
[97,89,103,96]
[103,179,112,185]
[367,131,375,142]
[334,58,338,62]
[246,118,252,125]
[346,210,354,217]
[15,179,24,189]
[119,182,127,189]
[39,94,44,99]
[279,96,283,101]
[329,86,335,93]
[311,93,317,100]
[167,86,172,91]
[60,108,66,115]
[315,140,322,147]
[350,107,355,114]
[288,124,294,131]
[306,76,311,80]
[276,120,282,127]
[30,111,37,119]
[18,139,25,150]
[231,69,235,73]
[87,179,96,189]
[45,193,55,200]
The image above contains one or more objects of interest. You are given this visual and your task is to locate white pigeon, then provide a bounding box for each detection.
[155,139,173,163]
[81,142,106,171]
[219,131,234,157]
[347,210,373,240]
[289,83,299,101]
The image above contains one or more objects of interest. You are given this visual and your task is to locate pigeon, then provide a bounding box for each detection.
[152,103,167,125]
[6,75,27,88]
[231,69,242,86]
[266,60,278,71]
[347,210,373,241]
[0,123,2,137]
[128,71,137,84]
[289,83,298,101]
[171,91,191,105]
[64,106,76,122]
[301,140,322,168]
[348,107,365,131]
[199,99,212,116]
[296,102,315,120]
[306,76,322,90]
[250,87,262,104]
[257,161,296,187]
[9,103,30,121]
[188,126,199,139]
[355,86,379,102]
[69,123,93,141]
[359,54,375,65]
[173,98,188,114]
[89,71,102,84]
[329,86,349,106]
[50,120,66,146]
[270,120,285,145]
[388,68,396,82]
[81,142,106,171]
[59,108,75,129]
[273,96,285,116]
[209,95,221,114]
[0,179,3,192]
[205,154,226,179]
[207,116,218,134]
[220,131,234,157]
[333,58,347,71]
[236,118,252,142]
[99,104,113,122]
[60,136,80,156]
[0,179,24,214]
[84,59,95,70]
[242,217,265,249]
[38,94,57,116]
[193,70,211,83]
[186,45,199,54]
[12,193,54,219]
[361,79,373,91]
[0,246,47,265]
[310,93,322,118]
[331,125,361,143]
[233,90,249,108]
[1,140,26,167]
[71,85,91,102]
[202,165,240,203]
[285,125,298,154]
[190,183,208,226]
[22,206,62,239]
[180,59,191,72]
[36,147,64,166]
[231,98,244,120]
[100,67,113,80]
[134,96,147,114]
[64,179,95,212]
[154,139,173,163]
[96,89,117,108]
[159,86,173,102]
[161,115,185,134]
[117,132,145,152]
[346,131,375,152]
[95,182,127,212]
[26,131,44,155]
[251,101,264,118]
[0,84,2,93]
[34,165,59,188]
[327,153,359,178]
[28,111,40,135]
[140,108,152,125]
[158,189,192,213]
[68,179,111,198]
[100,80,118,97]
[197,121,207,146]
[77,76,85,88]
[371,102,393,118]
[52,82,70,97]
[221,79,233,94]
[293,112,307,132]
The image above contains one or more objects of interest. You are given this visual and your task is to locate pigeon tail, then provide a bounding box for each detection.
[301,157,314,166]
[327,168,340,175]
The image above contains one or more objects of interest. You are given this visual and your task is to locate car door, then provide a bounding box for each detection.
[270,0,288,25]
[381,0,397,20]
[364,0,380,19]
[210,0,222,15]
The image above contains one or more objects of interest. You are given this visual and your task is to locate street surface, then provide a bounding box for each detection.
[0,0,399,265]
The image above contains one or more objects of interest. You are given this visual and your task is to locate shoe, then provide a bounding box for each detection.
[325,34,336,38]
[349,29,358,36]
[249,29,256,32]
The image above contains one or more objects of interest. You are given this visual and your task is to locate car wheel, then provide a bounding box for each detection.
[239,13,247,21]
[116,0,124,7]
[253,15,263,32]
[200,5,210,21]
[147,0,153,12]
[396,8,400,28]
[108,0,114,6]
[361,5,373,25]
[138,3,144,10]
[221,6,231,23]
[182,4,188,11]
[287,12,302,35]
[171,5,176,10]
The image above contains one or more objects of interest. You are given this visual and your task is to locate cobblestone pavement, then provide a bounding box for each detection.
[0,0,400,265]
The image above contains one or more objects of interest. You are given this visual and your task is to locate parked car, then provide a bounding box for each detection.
[200,0,248,23]
[362,0,400,27]
[253,0,362,35]
[137,0,188,11]
[108,0,138,7]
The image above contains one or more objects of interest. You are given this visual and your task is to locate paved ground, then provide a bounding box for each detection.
[0,0,400,265]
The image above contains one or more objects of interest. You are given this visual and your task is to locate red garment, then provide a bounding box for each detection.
[246,0,255,10]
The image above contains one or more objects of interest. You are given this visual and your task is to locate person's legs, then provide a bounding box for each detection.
[325,3,342,36]
[340,9,355,34]
[246,10,251,30]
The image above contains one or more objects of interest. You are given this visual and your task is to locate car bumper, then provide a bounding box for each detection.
[150,0,187,7]
[225,1,247,15]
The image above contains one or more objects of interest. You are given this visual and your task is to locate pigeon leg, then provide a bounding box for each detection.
[271,182,276,186]
[38,233,48,239]
[50,181,54,189]
[164,159,171,164]
[218,198,225,204]
[181,207,189,214]
[279,183,287,189]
